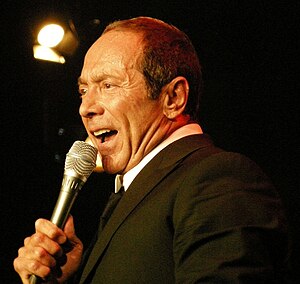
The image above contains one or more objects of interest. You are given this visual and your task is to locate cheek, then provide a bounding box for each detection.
[81,118,89,131]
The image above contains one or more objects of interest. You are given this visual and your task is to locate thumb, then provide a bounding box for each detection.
[63,215,82,246]
[56,215,83,281]
[62,215,83,257]
[64,215,76,238]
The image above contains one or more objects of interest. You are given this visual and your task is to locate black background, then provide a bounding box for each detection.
[1,1,298,282]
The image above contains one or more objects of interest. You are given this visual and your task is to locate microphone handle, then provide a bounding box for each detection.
[29,275,39,284]
[50,174,84,228]
[29,175,84,284]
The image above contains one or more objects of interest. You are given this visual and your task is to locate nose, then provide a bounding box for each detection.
[79,88,104,118]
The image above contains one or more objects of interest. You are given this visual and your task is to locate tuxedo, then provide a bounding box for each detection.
[78,134,288,283]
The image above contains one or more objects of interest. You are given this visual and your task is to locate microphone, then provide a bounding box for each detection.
[29,141,98,284]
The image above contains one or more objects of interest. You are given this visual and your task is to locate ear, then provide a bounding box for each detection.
[162,76,189,120]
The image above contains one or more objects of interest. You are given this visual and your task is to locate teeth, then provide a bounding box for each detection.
[94,129,111,137]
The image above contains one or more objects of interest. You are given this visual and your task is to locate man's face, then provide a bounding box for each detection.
[79,31,169,174]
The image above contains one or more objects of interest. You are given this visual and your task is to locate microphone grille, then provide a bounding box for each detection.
[65,141,98,179]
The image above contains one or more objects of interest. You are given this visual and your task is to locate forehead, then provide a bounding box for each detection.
[83,30,144,73]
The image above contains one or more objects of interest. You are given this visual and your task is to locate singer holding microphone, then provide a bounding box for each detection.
[14,17,290,283]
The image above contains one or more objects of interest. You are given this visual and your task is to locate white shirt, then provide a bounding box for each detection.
[115,123,203,192]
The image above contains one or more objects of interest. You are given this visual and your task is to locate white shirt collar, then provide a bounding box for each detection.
[115,123,202,192]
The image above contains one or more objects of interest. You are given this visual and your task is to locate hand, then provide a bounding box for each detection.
[13,215,83,283]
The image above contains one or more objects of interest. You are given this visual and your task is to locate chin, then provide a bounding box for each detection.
[101,158,121,175]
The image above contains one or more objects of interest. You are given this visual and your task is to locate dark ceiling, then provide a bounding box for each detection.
[1,1,298,282]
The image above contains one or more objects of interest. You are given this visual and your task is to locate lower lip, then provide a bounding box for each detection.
[97,133,118,153]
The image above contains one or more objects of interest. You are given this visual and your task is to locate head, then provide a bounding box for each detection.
[78,16,203,174]
[103,17,202,121]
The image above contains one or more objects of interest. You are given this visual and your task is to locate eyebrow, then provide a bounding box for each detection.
[77,69,110,84]
[77,76,83,86]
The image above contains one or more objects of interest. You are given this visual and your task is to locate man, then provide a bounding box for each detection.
[14,16,289,283]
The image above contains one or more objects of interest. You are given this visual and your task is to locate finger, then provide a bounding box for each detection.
[25,231,64,258]
[63,215,83,251]
[18,243,57,268]
[35,218,67,244]
[13,254,52,283]
[63,215,76,239]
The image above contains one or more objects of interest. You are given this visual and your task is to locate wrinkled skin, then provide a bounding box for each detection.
[78,30,183,174]
[13,30,189,283]
[13,216,83,283]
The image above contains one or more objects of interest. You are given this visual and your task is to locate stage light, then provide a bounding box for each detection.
[37,24,65,47]
[33,45,66,64]
[33,20,79,64]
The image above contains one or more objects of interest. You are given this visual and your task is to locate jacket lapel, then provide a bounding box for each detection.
[80,134,214,283]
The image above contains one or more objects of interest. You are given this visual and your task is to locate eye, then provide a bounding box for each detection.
[104,82,112,89]
[79,87,88,97]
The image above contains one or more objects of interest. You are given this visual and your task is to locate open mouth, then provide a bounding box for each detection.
[94,129,118,143]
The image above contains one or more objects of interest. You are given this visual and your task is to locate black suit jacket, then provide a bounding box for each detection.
[78,134,288,283]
